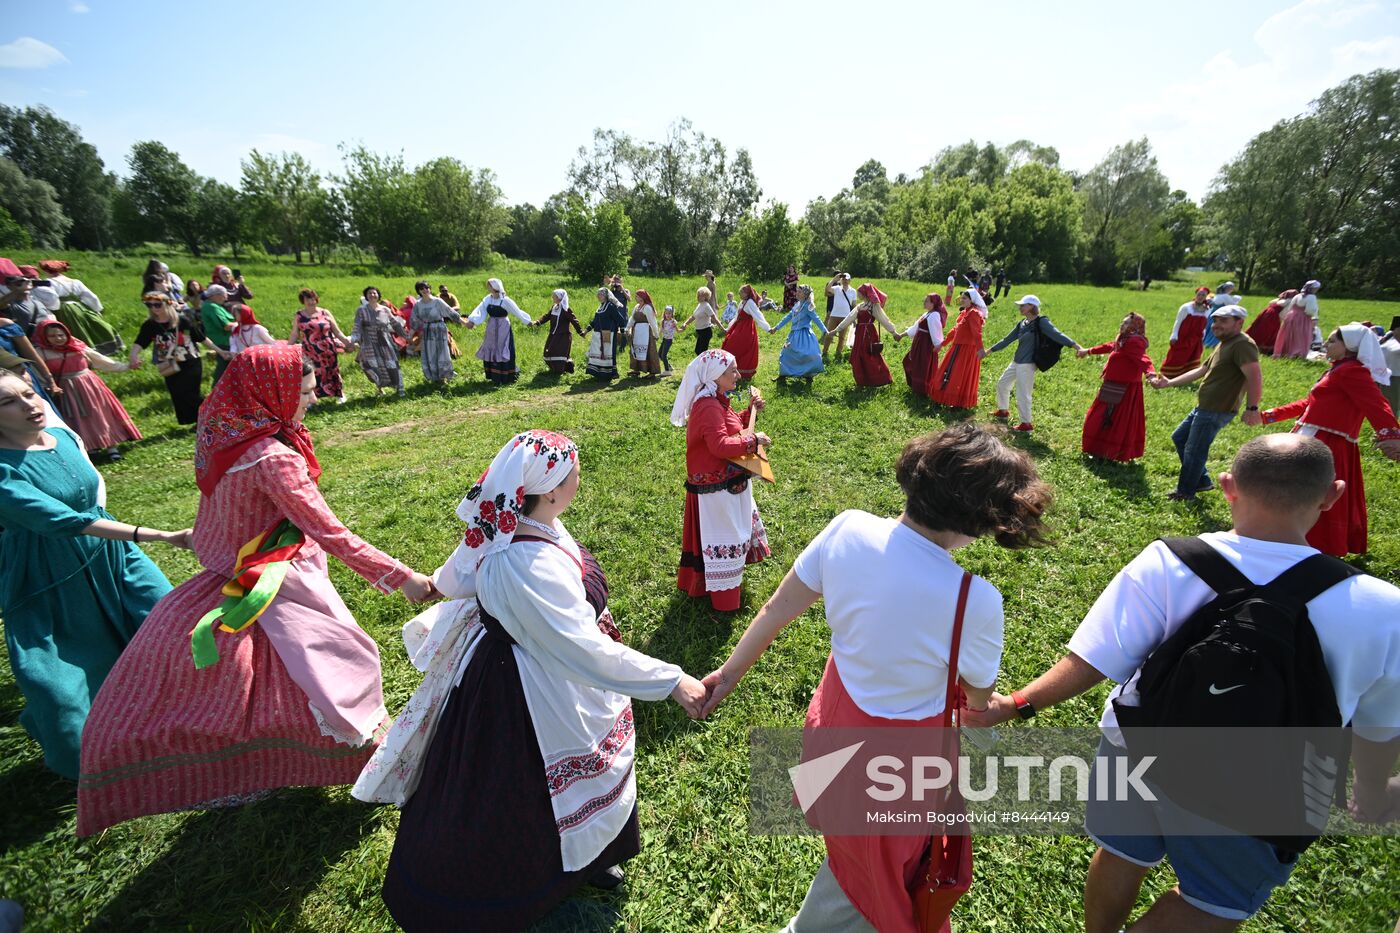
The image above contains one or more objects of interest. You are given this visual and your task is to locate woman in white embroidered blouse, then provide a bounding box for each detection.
[367,430,706,931]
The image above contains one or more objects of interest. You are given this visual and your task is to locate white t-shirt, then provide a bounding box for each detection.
[829,285,857,318]
[1069,532,1400,746]
[792,510,1004,720]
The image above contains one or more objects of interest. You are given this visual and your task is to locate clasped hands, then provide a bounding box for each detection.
[669,666,739,719]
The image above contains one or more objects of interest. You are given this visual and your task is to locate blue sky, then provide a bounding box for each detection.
[3,0,1398,209]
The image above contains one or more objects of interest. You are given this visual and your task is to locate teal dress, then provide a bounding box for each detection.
[0,427,171,778]
[772,300,828,377]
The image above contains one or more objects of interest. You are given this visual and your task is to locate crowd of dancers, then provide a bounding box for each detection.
[1,253,1399,932]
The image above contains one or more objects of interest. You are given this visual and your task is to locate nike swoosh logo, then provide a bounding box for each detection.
[1208,683,1245,695]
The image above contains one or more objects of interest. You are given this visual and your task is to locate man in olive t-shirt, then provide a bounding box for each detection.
[1149,305,1262,501]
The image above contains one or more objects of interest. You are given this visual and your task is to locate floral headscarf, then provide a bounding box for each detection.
[857,283,888,307]
[670,349,736,427]
[635,288,655,310]
[1117,312,1148,350]
[455,430,579,568]
[38,259,69,276]
[195,344,321,495]
[38,321,87,375]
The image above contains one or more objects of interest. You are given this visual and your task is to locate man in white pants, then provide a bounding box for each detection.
[981,295,1082,431]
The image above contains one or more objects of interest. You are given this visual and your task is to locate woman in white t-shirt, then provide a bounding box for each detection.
[701,421,1052,933]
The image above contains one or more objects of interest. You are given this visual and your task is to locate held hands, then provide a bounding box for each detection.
[1375,438,1400,462]
[1076,348,1090,359]
[977,348,987,359]
[1241,410,1264,427]
[699,667,737,718]
[400,571,438,604]
[671,673,709,719]
[958,692,1018,728]
[163,528,195,550]
[1147,374,1168,389]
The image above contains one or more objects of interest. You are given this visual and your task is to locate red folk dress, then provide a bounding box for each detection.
[1081,335,1156,461]
[1246,298,1286,354]
[77,438,408,835]
[1159,312,1207,378]
[721,300,764,378]
[677,395,770,611]
[39,341,142,451]
[901,314,942,397]
[849,307,893,387]
[1262,359,1400,556]
[928,309,984,409]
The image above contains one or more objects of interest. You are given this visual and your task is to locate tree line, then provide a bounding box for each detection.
[0,69,1394,296]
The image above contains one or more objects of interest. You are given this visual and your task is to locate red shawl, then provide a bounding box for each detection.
[194,344,321,495]
[38,321,88,376]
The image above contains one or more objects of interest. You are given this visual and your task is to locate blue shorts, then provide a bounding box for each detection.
[1084,737,1300,921]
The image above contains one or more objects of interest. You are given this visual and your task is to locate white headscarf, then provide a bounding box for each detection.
[455,430,579,570]
[1303,279,1322,294]
[1338,322,1391,386]
[963,289,988,320]
[670,349,736,427]
[551,288,569,315]
[487,277,505,297]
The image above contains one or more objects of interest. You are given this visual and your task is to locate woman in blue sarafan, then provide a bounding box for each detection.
[585,288,628,379]
[770,284,828,382]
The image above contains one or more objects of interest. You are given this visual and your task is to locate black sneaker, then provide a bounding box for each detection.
[587,865,625,890]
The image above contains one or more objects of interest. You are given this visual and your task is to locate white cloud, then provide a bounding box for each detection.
[0,37,68,69]
[70,2,90,12]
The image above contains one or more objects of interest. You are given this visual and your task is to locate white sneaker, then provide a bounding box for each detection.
[336,395,348,405]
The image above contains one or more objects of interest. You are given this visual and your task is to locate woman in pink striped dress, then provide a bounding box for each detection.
[77,345,434,835]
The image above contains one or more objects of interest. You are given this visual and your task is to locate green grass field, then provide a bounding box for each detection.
[1,254,1396,931]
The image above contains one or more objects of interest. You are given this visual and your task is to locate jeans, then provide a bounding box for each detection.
[659,337,673,370]
[1172,407,1236,495]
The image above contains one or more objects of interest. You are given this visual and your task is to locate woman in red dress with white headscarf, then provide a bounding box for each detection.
[1078,312,1156,461]
[1246,289,1297,355]
[830,283,902,388]
[78,345,434,836]
[1262,322,1400,556]
[672,349,771,611]
[720,284,773,379]
[928,289,987,409]
[1159,286,1210,378]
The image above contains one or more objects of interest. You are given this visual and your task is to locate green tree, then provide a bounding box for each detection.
[496,195,565,260]
[988,162,1082,281]
[0,203,31,249]
[0,157,71,247]
[408,158,509,266]
[840,224,892,278]
[337,145,419,264]
[1080,138,1170,284]
[240,150,329,262]
[884,175,994,280]
[0,105,114,249]
[928,141,1010,187]
[557,198,633,284]
[124,141,206,255]
[724,201,809,281]
[625,184,689,272]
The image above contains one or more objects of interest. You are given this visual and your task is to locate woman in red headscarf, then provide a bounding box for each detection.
[34,321,141,460]
[830,283,903,387]
[1246,289,1297,355]
[900,293,947,396]
[77,345,435,836]
[720,284,773,379]
[229,303,276,353]
[1078,313,1156,461]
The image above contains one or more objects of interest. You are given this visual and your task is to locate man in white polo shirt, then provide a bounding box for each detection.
[965,433,1400,931]
[822,272,857,363]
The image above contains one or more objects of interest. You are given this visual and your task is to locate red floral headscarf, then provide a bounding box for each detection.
[194,344,320,495]
[38,259,69,275]
[635,288,655,309]
[739,284,760,304]
[234,304,261,327]
[924,293,947,325]
[1117,312,1148,349]
[858,283,888,307]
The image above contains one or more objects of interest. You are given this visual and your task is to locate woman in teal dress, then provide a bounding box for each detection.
[771,285,828,382]
[0,369,190,778]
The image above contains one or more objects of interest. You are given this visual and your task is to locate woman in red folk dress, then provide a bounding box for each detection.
[77,345,434,836]
[1262,323,1400,556]
[901,293,947,397]
[35,321,141,460]
[1159,286,1211,378]
[720,284,773,379]
[672,349,771,611]
[831,283,903,388]
[1246,289,1297,355]
[928,290,987,409]
[1078,313,1157,461]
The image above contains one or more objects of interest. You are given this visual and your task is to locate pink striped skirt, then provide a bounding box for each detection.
[57,370,141,450]
[77,550,387,836]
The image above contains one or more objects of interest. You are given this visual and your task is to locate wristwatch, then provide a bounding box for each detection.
[1245,405,1260,412]
[1011,690,1036,720]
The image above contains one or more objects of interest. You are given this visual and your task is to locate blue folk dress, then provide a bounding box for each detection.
[0,426,171,777]
[771,300,828,377]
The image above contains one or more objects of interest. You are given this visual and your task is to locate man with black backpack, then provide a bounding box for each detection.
[964,433,1400,931]
[980,295,1083,432]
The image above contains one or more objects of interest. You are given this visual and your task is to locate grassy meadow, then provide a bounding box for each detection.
[1,253,1397,931]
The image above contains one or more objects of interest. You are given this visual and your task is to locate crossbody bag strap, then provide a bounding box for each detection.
[943,571,974,726]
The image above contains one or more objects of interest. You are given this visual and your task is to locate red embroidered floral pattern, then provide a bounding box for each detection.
[545,706,634,797]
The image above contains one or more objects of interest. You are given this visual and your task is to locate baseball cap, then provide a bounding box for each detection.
[1214,305,1247,319]
[1015,294,1041,308]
